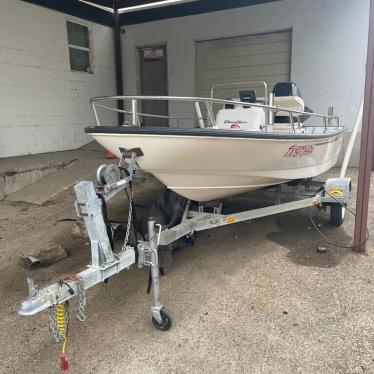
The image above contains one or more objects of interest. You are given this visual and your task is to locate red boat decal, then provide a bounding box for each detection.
[284,145,314,158]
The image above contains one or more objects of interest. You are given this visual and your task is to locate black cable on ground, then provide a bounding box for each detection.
[308,186,369,250]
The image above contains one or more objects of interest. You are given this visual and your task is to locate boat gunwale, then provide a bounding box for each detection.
[85,126,345,140]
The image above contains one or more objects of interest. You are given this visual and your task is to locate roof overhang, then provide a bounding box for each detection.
[22,0,281,26]
[79,0,200,14]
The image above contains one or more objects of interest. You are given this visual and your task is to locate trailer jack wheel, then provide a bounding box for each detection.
[152,309,172,331]
[330,204,345,227]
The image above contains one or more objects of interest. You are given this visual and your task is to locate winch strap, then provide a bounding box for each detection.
[146,268,152,294]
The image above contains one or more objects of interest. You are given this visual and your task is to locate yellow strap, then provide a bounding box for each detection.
[61,336,67,354]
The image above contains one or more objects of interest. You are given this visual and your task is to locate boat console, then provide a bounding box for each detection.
[215,105,266,131]
[214,81,308,133]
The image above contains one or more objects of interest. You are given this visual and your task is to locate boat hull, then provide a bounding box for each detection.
[87,127,343,201]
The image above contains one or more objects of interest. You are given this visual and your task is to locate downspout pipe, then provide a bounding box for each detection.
[113,7,124,125]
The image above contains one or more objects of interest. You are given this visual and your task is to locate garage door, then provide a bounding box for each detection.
[196,30,292,100]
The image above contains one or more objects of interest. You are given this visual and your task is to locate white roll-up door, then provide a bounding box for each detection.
[196,30,292,100]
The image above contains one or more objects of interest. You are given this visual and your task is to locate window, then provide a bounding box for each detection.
[67,21,91,72]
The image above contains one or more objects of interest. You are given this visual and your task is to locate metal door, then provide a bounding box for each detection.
[139,46,168,126]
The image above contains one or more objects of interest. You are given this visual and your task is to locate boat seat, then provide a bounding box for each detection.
[274,96,305,117]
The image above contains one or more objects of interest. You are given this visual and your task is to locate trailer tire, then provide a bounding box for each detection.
[330,204,345,227]
[152,309,172,331]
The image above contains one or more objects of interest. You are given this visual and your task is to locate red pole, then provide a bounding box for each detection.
[353,0,374,251]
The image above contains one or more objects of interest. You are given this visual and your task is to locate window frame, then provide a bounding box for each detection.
[66,20,92,74]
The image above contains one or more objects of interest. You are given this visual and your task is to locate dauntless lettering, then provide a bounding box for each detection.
[224,120,248,124]
[284,145,314,158]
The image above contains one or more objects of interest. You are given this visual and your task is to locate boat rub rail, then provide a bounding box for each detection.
[85,126,344,140]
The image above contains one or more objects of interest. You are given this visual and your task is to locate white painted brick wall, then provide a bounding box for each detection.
[0,0,117,158]
[122,0,369,132]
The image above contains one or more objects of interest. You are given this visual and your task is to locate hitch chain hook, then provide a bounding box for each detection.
[47,276,87,370]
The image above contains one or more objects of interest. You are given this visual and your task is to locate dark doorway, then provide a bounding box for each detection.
[139,45,169,126]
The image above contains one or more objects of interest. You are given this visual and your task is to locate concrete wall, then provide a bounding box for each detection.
[122,0,370,165]
[0,0,117,158]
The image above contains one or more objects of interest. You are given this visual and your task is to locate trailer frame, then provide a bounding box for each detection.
[18,153,351,330]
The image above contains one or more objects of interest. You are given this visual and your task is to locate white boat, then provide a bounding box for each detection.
[86,82,344,202]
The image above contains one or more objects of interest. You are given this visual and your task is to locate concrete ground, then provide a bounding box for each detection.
[0,142,107,201]
[0,156,373,373]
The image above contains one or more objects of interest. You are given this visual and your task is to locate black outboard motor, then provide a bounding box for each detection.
[273,82,302,98]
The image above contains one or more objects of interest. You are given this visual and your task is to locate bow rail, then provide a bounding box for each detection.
[90,94,340,132]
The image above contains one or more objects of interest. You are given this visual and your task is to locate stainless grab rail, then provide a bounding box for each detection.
[210,81,268,104]
[90,95,340,131]
[94,103,195,121]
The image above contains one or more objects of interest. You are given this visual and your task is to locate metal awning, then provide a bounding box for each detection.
[22,0,281,26]
[79,0,199,14]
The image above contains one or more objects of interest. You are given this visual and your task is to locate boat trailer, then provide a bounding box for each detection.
[18,150,351,368]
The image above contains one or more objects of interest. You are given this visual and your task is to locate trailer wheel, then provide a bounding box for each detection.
[330,204,345,226]
[152,309,172,331]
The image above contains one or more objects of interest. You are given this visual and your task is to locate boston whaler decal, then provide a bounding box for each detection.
[284,145,314,158]
[224,119,248,129]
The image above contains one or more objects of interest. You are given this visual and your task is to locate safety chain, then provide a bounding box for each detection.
[121,184,133,251]
[48,276,86,343]
[75,277,87,322]
[48,303,69,344]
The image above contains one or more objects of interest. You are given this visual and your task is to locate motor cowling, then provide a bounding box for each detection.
[273,82,302,98]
